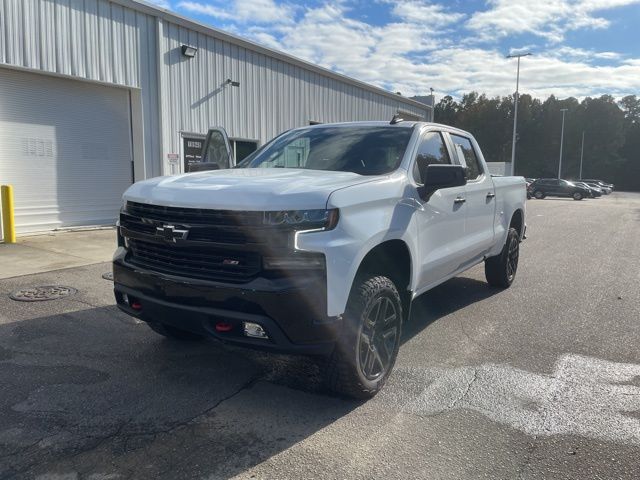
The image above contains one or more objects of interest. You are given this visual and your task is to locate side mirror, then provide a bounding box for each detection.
[201,127,234,168]
[188,162,220,173]
[418,163,466,201]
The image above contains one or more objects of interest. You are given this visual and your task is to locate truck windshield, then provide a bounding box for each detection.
[236,126,414,175]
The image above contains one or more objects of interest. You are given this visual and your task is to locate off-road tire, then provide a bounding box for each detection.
[324,275,402,399]
[485,227,520,288]
[147,322,205,341]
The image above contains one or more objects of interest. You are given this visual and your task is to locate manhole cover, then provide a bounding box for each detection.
[10,286,77,302]
[102,272,114,281]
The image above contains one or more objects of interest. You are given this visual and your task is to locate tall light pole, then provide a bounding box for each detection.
[507,52,531,176]
[430,87,435,122]
[579,131,585,179]
[558,108,568,179]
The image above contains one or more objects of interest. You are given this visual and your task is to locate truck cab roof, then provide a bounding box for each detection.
[303,120,474,137]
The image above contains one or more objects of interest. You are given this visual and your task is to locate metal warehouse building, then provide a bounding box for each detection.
[0,0,432,235]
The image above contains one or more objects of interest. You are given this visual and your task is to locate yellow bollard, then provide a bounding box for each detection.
[1,185,17,244]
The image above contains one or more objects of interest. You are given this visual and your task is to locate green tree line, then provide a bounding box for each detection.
[434,93,640,191]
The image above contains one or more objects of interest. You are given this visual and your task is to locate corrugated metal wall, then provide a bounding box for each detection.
[1,0,430,179]
[158,19,429,173]
[0,0,147,86]
[0,0,161,176]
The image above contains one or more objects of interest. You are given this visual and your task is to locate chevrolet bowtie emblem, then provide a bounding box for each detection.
[156,224,189,243]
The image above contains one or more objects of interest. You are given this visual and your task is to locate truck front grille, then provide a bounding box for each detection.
[120,202,292,283]
[125,201,264,226]
[127,239,261,283]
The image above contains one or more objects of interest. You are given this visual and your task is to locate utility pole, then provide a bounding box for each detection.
[579,131,585,179]
[507,52,532,176]
[558,108,568,179]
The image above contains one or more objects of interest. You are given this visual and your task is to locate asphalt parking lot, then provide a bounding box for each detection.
[1,192,639,479]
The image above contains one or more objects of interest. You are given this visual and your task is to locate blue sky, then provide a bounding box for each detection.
[146,0,640,100]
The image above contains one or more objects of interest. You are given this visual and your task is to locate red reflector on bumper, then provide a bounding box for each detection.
[131,301,142,310]
[215,322,233,332]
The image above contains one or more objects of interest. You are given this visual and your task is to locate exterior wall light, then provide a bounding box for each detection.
[225,78,240,87]
[181,45,197,58]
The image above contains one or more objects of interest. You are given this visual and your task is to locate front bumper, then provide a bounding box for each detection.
[113,248,341,356]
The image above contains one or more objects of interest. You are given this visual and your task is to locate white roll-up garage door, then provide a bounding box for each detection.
[0,68,133,234]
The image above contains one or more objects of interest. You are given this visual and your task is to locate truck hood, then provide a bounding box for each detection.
[123,168,377,210]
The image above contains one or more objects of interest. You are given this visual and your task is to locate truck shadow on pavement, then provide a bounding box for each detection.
[0,275,498,478]
[0,303,354,478]
[403,276,500,343]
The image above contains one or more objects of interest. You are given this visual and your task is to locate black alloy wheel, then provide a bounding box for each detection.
[357,296,400,381]
[506,231,519,283]
[485,227,520,288]
[324,275,403,399]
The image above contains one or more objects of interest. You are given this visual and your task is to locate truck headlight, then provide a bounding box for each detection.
[263,209,339,231]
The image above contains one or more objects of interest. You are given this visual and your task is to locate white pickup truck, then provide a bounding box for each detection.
[113,120,526,398]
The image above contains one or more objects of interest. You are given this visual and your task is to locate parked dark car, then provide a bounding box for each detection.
[525,178,535,199]
[581,179,614,192]
[528,178,592,200]
[574,181,602,197]
[580,179,613,195]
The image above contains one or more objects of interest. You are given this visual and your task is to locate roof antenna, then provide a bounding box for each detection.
[390,113,403,125]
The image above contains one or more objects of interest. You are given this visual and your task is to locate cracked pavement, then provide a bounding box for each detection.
[1,193,639,479]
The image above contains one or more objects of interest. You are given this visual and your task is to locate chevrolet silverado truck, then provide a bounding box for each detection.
[113,120,526,398]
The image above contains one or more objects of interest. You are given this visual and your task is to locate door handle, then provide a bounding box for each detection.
[454,196,466,204]
[486,192,496,199]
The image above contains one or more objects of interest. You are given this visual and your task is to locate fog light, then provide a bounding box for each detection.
[243,322,268,339]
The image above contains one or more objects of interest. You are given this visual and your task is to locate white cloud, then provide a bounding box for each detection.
[389,0,466,27]
[418,48,640,100]
[467,0,640,43]
[177,0,294,24]
[143,0,172,9]
[553,46,622,61]
[173,0,640,100]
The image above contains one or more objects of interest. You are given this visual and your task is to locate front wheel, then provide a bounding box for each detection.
[485,227,520,288]
[573,192,583,200]
[324,275,402,399]
[534,190,545,199]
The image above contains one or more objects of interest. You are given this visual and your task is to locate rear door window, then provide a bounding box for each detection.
[449,134,483,180]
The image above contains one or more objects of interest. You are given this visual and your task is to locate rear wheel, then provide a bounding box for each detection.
[573,192,583,200]
[485,227,520,288]
[324,275,402,399]
[534,190,545,199]
[147,322,205,341]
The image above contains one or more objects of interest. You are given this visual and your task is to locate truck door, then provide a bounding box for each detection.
[447,133,496,259]
[413,130,467,288]
[197,127,234,171]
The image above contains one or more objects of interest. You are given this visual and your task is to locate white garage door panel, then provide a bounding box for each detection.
[0,68,132,233]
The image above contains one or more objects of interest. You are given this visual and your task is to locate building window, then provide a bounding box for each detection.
[231,139,259,163]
